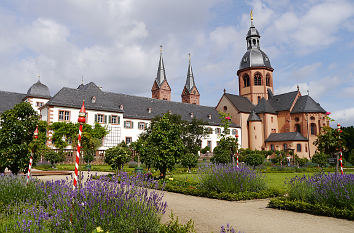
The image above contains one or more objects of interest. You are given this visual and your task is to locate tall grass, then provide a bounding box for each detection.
[198,164,266,193]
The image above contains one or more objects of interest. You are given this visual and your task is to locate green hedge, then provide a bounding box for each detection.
[163,184,282,201]
[268,197,354,220]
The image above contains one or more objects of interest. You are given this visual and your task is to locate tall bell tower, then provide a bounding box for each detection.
[181,53,200,105]
[237,11,274,105]
[151,45,171,101]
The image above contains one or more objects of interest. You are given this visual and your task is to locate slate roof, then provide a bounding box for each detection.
[45,83,240,127]
[184,57,197,93]
[265,132,308,142]
[247,111,261,121]
[254,97,276,114]
[0,91,26,113]
[268,91,298,112]
[291,95,326,114]
[26,81,51,98]
[224,93,254,113]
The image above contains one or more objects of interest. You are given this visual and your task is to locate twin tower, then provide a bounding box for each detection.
[151,46,200,105]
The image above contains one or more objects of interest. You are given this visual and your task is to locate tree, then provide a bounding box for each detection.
[347,149,354,165]
[44,151,65,168]
[105,142,131,173]
[180,153,198,173]
[314,126,344,156]
[244,153,264,168]
[312,152,329,167]
[136,113,185,178]
[342,126,354,161]
[0,102,39,174]
[211,112,238,164]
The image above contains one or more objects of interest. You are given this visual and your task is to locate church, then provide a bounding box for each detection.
[0,14,328,159]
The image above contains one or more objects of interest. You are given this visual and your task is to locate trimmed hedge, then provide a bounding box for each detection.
[163,183,282,201]
[268,197,354,220]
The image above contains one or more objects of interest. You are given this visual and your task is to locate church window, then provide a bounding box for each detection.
[311,123,317,135]
[283,144,287,151]
[258,96,261,103]
[254,73,262,85]
[271,144,275,151]
[295,117,299,122]
[295,124,301,133]
[223,106,227,111]
[310,116,315,121]
[266,73,271,86]
[297,144,302,152]
[243,74,250,87]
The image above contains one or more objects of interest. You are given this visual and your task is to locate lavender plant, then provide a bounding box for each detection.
[288,173,354,210]
[198,163,266,193]
[220,224,243,233]
[0,172,167,233]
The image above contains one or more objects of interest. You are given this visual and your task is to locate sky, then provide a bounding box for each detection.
[0,0,354,126]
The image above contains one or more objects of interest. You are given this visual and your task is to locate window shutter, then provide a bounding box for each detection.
[118,116,120,125]
[104,115,107,123]
[124,121,126,128]
[94,114,97,122]
[109,115,112,123]
[131,121,134,128]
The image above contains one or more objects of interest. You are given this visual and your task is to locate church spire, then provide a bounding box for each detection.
[184,53,196,92]
[181,53,200,105]
[155,45,167,87]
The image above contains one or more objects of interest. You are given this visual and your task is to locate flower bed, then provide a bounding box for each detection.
[268,173,354,220]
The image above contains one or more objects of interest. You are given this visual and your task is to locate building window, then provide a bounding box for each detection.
[215,128,221,134]
[297,144,302,152]
[138,122,146,130]
[59,110,70,121]
[125,137,132,145]
[310,116,315,121]
[109,115,120,124]
[295,124,301,133]
[283,143,287,151]
[207,141,212,152]
[223,106,227,111]
[271,144,275,151]
[232,129,237,135]
[266,73,271,86]
[311,123,317,135]
[36,102,43,107]
[295,117,299,122]
[271,117,274,123]
[258,96,261,103]
[243,74,250,87]
[124,120,134,129]
[254,73,262,85]
[95,114,106,123]
[206,127,213,134]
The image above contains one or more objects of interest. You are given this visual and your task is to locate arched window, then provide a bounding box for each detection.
[223,106,228,111]
[283,143,287,151]
[311,123,317,135]
[295,124,301,133]
[254,73,262,85]
[266,73,271,86]
[258,96,261,103]
[243,74,250,87]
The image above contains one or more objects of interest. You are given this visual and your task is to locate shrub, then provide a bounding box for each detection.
[180,153,198,172]
[44,150,65,168]
[287,173,354,210]
[200,146,210,154]
[244,153,263,168]
[160,212,196,233]
[198,163,266,193]
[105,144,131,172]
[295,156,308,167]
[311,152,329,167]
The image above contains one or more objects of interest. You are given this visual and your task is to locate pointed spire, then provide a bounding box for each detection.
[185,53,196,92]
[250,10,254,26]
[155,45,167,87]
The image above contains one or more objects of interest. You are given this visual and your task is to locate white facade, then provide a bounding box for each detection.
[25,97,50,114]
[41,106,241,152]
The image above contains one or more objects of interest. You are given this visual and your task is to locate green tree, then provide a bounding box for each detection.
[347,149,354,165]
[244,153,264,168]
[44,150,65,168]
[105,142,131,173]
[342,126,354,161]
[314,126,344,157]
[312,152,329,167]
[180,153,198,173]
[137,113,185,178]
[0,102,39,174]
[211,112,238,164]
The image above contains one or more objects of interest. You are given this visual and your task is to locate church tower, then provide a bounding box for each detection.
[237,11,274,105]
[151,45,171,101]
[181,53,200,105]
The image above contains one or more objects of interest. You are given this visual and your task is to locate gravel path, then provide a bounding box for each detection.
[36,173,354,233]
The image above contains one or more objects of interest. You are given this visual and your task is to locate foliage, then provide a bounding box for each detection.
[287,173,354,210]
[268,197,354,220]
[159,212,196,233]
[200,146,210,154]
[342,126,354,161]
[211,112,238,164]
[220,224,242,233]
[0,173,166,232]
[295,156,309,167]
[311,152,329,167]
[44,151,65,167]
[198,163,266,193]
[347,149,354,166]
[244,153,264,168]
[0,102,39,174]
[314,126,344,156]
[180,153,199,172]
[104,142,131,172]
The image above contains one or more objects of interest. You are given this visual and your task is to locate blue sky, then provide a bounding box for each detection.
[0,0,354,126]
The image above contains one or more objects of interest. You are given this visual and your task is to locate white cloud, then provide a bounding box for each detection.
[332,107,354,126]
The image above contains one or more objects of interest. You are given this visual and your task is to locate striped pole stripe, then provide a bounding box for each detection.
[27,126,38,185]
[337,123,344,175]
[236,152,239,168]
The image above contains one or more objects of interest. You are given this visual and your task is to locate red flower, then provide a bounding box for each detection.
[326,112,331,115]
[225,116,231,120]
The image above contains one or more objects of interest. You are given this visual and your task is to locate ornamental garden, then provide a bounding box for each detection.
[0,102,353,232]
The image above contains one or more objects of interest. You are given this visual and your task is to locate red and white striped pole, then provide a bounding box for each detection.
[236,134,239,168]
[73,101,86,190]
[27,126,38,184]
[337,123,344,175]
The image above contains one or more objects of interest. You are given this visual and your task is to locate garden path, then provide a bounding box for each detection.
[36,173,354,233]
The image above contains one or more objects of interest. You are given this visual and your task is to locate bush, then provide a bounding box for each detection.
[105,144,131,172]
[198,163,266,193]
[160,212,196,233]
[295,157,308,167]
[244,153,263,167]
[180,153,198,172]
[44,150,65,168]
[200,146,210,154]
[268,197,354,220]
[311,152,329,167]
